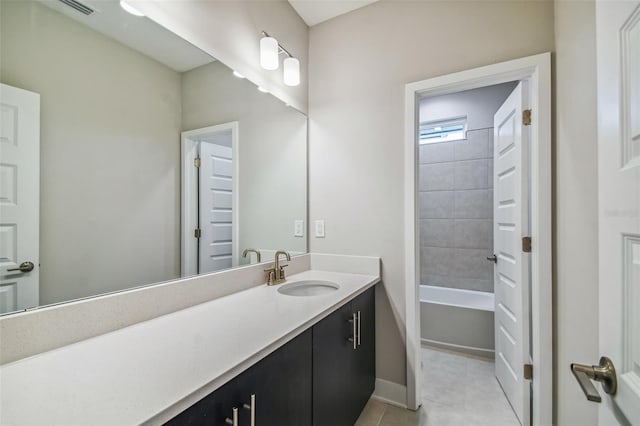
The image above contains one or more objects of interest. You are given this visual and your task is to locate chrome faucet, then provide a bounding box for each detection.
[242,248,261,263]
[265,250,291,285]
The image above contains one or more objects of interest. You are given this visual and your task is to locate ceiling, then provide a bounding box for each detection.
[39,0,213,72]
[288,0,379,26]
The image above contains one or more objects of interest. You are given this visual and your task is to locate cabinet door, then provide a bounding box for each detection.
[239,329,312,426]
[350,287,376,415]
[165,372,245,425]
[312,303,357,426]
[167,330,312,426]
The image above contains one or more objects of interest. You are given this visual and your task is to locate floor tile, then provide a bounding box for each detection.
[378,404,427,426]
[355,398,387,426]
[357,347,520,426]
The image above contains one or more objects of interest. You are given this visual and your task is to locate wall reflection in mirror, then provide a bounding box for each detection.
[0,0,307,316]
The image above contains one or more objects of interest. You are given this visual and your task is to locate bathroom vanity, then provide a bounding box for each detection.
[0,254,379,425]
[168,286,375,426]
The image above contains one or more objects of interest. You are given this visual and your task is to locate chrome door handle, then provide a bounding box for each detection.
[243,394,255,426]
[570,357,617,402]
[225,407,238,426]
[7,261,35,273]
[486,255,497,263]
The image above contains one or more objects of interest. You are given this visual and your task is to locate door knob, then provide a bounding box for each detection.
[7,261,35,273]
[486,255,497,263]
[570,357,617,402]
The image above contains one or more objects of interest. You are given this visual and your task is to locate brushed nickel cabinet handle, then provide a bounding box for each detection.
[243,394,255,426]
[348,313,357,350]
[225,407,238,426]
[357,310,361,347]
[486,255,497,263]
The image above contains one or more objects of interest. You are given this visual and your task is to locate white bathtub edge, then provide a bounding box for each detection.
[419,285,494,312]
[421,339,495,360]
[372,378,407,409]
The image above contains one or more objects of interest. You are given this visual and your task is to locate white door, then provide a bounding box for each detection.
[493,81,530,425]
[595,1,640,423]
[0,83,39,314]
[199,140,234,273]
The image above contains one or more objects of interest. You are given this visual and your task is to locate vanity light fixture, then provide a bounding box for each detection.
[119,0,144,16]
[233,70,245,79]
[260,31,301,87]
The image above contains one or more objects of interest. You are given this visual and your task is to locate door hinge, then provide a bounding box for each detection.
[194,228,201,239]
[522,236,532,253]
[524,363,533,380]
[523,109,532,126]
[194,157,201,168]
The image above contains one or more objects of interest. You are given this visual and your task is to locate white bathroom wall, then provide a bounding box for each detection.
[553,0,599,424]
[131,0,309,113]
[308,0,554,388]
[0,1,182,305]
[181,61,307,257]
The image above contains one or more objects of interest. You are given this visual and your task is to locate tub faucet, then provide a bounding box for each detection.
[265,250,291,285]
[242,248,261,263]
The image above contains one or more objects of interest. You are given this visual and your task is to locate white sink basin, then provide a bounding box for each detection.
[277,280,339,297]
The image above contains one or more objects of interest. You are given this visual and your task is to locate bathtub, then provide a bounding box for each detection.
[420,285,495,358]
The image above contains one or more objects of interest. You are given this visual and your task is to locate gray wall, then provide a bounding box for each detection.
[1,1,182,305]
[308,0,554,387]
[132,0,309,113]
[181,61,307,258]
[419,83,516,293]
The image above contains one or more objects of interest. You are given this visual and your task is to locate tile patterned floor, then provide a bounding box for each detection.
[355,346,521,426]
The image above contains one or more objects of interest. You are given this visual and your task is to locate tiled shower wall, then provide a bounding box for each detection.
[418,82,517,293]
[419,128,495,292]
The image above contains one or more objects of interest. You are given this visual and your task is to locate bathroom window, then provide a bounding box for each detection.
[419,117,467,144]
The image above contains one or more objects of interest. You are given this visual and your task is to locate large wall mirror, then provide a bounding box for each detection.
[0,0,307,316]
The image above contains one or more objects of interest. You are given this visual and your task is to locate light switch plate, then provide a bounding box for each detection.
[294,220,304,237]
[314,220,325,238]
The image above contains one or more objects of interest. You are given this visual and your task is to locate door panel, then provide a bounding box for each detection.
[199,141,233,273]
[596,1,640,423]
[0,83,39,314]
[493,81,530,425]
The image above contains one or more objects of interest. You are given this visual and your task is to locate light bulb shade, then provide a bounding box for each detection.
[260,37,279,70]
[283,57,300,87]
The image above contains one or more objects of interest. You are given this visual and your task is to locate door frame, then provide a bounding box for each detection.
[403,53,552,425]
[181,121,239,276]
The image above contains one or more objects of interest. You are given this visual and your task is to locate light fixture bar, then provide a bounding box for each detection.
[261,31,294,58]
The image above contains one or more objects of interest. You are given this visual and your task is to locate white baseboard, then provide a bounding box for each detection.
[371,378,407,409]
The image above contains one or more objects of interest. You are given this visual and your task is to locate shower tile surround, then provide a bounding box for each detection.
[419,128,495,292]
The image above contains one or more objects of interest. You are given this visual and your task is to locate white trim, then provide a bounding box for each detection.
[372,378,408,409]
[403,53,552,426]
[181,122,239,276]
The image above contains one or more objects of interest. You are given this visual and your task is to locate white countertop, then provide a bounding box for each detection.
[0,268,379,425]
